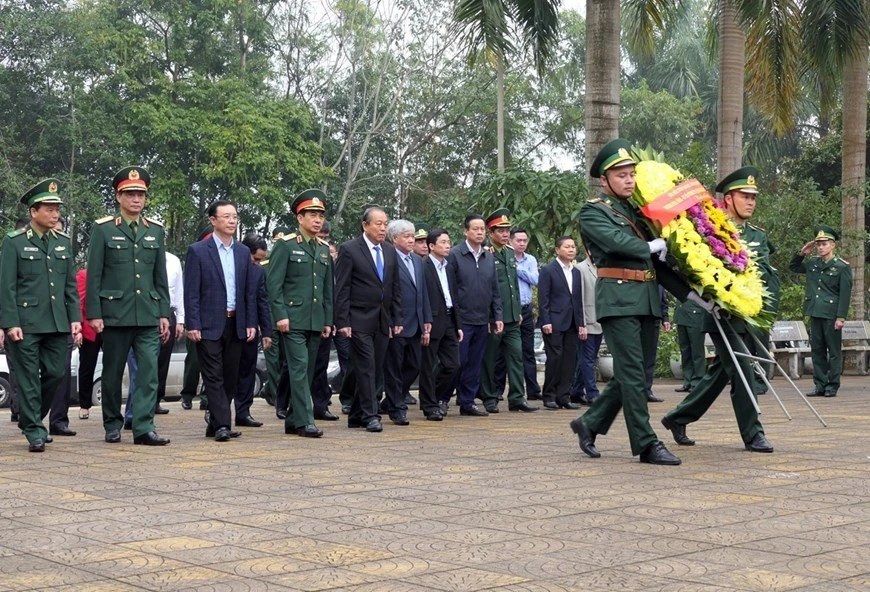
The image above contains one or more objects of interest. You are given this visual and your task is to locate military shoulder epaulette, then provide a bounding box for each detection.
[259,259,269,266]
[5,228,25,238]
[144,216,163,227]
[587,197,602,203]
[504,244,514,251]
[747,222,766,232]
[316,236,329,246]
[96,215,114,224]
[281,233,298,241]
[54,230,70,238]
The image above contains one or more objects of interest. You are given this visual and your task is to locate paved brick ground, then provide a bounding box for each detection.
[1,374,869,591]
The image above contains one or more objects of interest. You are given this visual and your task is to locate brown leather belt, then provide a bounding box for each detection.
[598,268,656,282]
[226,310,236,318]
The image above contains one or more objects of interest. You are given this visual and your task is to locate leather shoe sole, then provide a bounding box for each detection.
[646,393,664,403]
[133,432,170,446]
[206,429,241,438]
[314,411,339,421]
[509,403,539,412]
[459,406,489,417]
[235,417,264,427]
[49,426,77,436]
[639,441,681,465]
[291,426,324,438]
[29,439,46,452]
[661,416,695,446]
[155,406,170,415]
[569,417,600,458]
[674,386,691,393]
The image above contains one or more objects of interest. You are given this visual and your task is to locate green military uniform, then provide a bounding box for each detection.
[0,179,79,449]
[259,258,281,405]
[576,140,690,459]
[664,167,770,449]
[268,190,334,434]
[480,209,529,411]
[673,299,706,390]
[789,225,852,396]
[86,167,170,440]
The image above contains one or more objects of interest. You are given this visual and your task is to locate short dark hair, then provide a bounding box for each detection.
[320,220,331,235]
[427,227,449,247]
[207,200,234,218]
[242,233,267,254]
[464,213,484,229]
[362,206,386,224]
[15,216,31,229]
[510,227,527,238]
[555,235,574,249]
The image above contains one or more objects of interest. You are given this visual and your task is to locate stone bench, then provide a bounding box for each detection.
[770,320,810,379]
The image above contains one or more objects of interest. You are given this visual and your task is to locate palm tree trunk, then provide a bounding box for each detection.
[840,43,868,319]
[585,0,620,189]
[497,56,505,171]
[716,0,744,183]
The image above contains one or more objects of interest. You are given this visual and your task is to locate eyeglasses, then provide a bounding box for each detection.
[213,214,238,221]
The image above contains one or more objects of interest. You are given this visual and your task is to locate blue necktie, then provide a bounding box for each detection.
[404,255,416,286]
[374,245,384,281]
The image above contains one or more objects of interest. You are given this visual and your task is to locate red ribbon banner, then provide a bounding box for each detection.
[640,179,712,227]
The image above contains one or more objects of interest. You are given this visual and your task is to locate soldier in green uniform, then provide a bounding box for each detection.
[86,167,171,446]
[789,225,852,397]
[479,209,539,414]
[673,299,706,392]
[268,190,334,437]
[569,139,703,465]
[661,167,775,453]
[262,226,290,410]
[0,179,81,452]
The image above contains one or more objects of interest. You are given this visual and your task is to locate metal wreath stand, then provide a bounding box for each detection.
[711,313,828,427]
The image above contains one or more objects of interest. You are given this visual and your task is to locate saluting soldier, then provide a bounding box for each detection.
[479,209,539,414]
[86,167,171,446]
[789,225,852,397]
[661,167,775,454]
[0,180,81,452]
[268,190,334,437]
[569,139,702,465]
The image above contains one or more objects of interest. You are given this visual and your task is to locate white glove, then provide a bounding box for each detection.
[648,238,667,262]
[686,291,717,316]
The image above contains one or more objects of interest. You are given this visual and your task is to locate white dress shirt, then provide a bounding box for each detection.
[559,259,574,294]
[165,251,185,325]
[363,234,383,269]
[430,255,453,308]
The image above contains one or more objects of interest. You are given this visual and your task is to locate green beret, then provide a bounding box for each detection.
[414,223,429,240]
[589,139,636,177]
[20,178,63,207]
[292,188,327,214]
[814,225,839,242]
[113,166,151,192]
[716,166,760,195]
[486,208,512,229]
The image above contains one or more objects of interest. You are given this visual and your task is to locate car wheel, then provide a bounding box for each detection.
[92,378,102,408]
[0,375,11,408]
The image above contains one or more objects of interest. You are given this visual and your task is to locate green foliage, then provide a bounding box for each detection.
[471,167,586,260]
[654,324,680,378]
[620,81,704,160]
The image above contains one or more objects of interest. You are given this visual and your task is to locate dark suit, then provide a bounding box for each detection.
[236,262,272,419]
[539,260,584,405]
[419,255,461,416]
[382,249,431,418]
[334,235,402,425]
[184,236,257,432]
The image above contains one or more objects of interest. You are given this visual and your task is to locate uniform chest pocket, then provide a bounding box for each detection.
[18,250,44,275]
[108,240,131,263]
[52,251,70,262]
[140,241,160,263]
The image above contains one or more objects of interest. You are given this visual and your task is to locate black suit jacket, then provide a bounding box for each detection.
[334,235,402,334]
[249,262,273,338]
[423,255,460,339]
[538,260,584,332]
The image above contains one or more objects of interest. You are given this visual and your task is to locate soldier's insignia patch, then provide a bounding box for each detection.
[144,235,156,241]
[129,169,140,180]
[112,236,126,241]
[55,245,66,251]
[618,148,629,158]
[23,246,38,252]
[747,175,755,185]
[48,181,58,193]
[26,229,33,239]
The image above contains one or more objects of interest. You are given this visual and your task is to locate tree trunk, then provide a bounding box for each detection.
[584,0,620,190]
[496,56,505,172]
[716,0,744,184]
[840,43,868,319]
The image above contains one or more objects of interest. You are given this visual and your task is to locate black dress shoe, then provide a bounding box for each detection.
[674,386,691,393]
[484,404,499,413]
[314,410,339,421]
[181,399,192,410]
[44,434,53,443]
[134,431,170,446]
[11,412,19,422]
[661,416,695,446]
[639,441,681,465]
[29,439,46,452]
[509,402,539,412]
[341,405,351,415]
[438,401,449,416]
[276,409,288,420]
[805,390,824,397]
[646,391,664,403]
[527,393,543,400]
[460,405,489,417]
[390,413,410,426]
[569,417,600,458]
[404,394,418,405]
[745,432,774,453]
[347,419,365,428]
[155,405,169,415]
[206,427,241,438]
[424,411,444,421]
[365,419,383,432]
[105,430,121,443]
[123,420,133,430]
[292,424,324,438]
[558,400,581,410]
[824,392,837,398]
[570,394,591,406]
[49,425,77,436]
[543,401,560,410]
[213,427,233,442]
[199,399,208,409]
[236,416,263,427]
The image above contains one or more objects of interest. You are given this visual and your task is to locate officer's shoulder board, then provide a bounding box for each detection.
[54,230,70,239]
[316,236,329,247]
[280,233,298,242]
[144,216,163,227]
[259,259,269,266]
[6,228,25,238]
[587,197,602,204]
[95,215,115,225]
[504,244,514,251]
[747,222,766,233]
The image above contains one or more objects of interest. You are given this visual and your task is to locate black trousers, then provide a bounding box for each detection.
[48,336,74,428]
[155,311,177,405]
[418,318,460,415]
[196,318,244,430]
[347,330,389,424]
[383,331,420,415]
[235,336,259,419]
[77,335,102,409]
[494,304,541,396]
[311,335,332,415]
[542,325,578,404]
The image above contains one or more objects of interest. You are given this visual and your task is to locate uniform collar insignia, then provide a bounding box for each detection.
[26,229,33,239]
